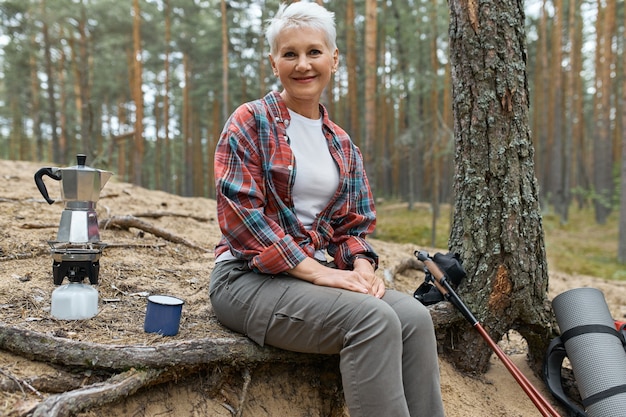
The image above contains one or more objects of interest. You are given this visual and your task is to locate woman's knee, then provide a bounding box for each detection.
[350,296,404,340]
[385,291,435,333]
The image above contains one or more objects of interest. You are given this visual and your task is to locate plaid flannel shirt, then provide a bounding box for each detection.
[214,91,378,274]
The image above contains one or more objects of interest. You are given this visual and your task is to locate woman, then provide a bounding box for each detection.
[209,2,445,416]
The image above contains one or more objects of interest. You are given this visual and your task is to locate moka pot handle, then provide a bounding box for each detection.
[34,167,62,204]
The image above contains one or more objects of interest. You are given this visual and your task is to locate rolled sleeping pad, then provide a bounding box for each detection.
[552,287,626,417]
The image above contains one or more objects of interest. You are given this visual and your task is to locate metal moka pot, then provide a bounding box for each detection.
[34,154,113,288]
[35,154,112,243]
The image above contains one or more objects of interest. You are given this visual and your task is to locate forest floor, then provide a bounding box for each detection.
[2,158,626,416]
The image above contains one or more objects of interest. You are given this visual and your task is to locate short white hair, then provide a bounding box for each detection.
[265,2,337,55]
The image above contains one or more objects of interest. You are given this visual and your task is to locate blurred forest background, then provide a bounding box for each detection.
[0,0,624,249]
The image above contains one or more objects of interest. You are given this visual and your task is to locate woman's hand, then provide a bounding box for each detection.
[353,258,385,298]
[288,257,385,298]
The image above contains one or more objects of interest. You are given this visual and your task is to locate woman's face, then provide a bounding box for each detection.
[270,26,338,115]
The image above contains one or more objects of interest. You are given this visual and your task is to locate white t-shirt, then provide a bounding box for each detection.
[287,109,340,230]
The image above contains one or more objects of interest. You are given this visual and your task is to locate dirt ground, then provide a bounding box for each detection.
[1,158,625,417]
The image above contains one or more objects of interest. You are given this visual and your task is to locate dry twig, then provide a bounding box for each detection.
[99,215,210,252]
[133,211,212,223]
[19,223,57,230]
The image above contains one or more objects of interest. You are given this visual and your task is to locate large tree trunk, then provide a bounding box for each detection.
[163,0,172,194]
[548,0,565,220]
[221,0,229,121]
[43,15,61,164]
[532,0,549,204]
[619,6,626,264]
[345,0,359,147]
[57,33,69,164]
[28,38,41,162]
[69,4,93,160]
[363,0,377,178]
[192,107,204,196]
[592,0,616,224]
[182,52,193,197]
[429,0,441,247]
[131,0,145,186]
[447,0,554,374]
[563,0,581,217]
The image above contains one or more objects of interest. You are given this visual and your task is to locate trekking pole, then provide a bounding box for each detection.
[415,251,563,417]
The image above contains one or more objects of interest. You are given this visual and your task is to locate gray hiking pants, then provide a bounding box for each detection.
[209,260,445,417]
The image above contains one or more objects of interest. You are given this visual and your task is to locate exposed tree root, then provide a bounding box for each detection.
[0,323,348,417]
[0,323,330,371]
[28,368,164,417]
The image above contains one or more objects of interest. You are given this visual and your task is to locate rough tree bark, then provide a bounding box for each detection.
[447,0,555,374]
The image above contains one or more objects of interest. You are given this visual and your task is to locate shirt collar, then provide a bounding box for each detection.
[264,91,336,136]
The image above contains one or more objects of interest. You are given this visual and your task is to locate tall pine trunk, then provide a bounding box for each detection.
[41,0,60,164]
[448,0,553,373]
[548,0,565,220]
[532,0,549,204]
[592,0,616,224]
[163,0,172,193]
[221,0,229,121]
[346,0,359,146]
[131,0,145,186]
[619,4,626,264]
[363,0,377,179]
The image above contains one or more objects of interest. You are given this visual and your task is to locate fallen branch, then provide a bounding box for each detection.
[104,242,167,250]
[0,364,99,395]
[20,223,57,230]
[0,250,47,262]
[133,211,213,223]
[99,215,210,252]
[0,368,42,397]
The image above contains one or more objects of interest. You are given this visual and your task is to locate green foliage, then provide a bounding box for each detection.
[376,202,624,281]
[541,207,622,279]
[374,201,450,249]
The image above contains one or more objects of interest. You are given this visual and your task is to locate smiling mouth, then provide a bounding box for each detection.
[293,75,317,81]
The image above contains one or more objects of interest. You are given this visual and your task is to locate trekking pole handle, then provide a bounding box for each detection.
[415,251,479,325]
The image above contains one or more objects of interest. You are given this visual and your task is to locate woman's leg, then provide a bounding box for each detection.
[209,261,443,417]
[382,290,445,417]
[263,280,411,417]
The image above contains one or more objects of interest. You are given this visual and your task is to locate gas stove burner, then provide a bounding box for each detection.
[52,259,100,285]
[48,241,106,285]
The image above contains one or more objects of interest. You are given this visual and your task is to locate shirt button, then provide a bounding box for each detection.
[288,165,293,171]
